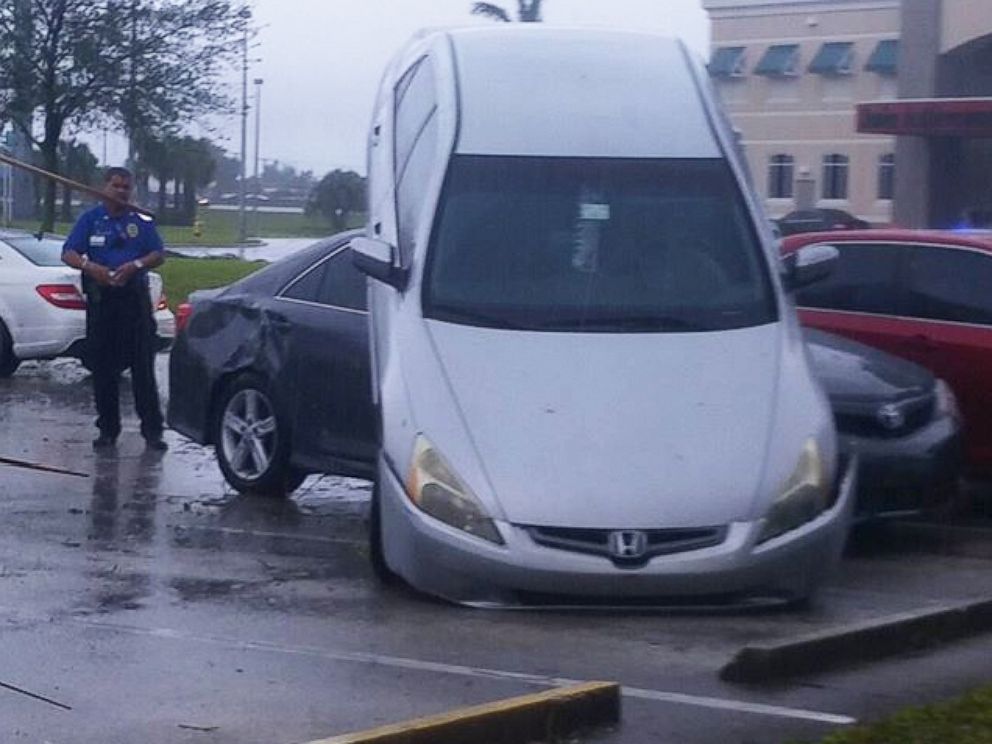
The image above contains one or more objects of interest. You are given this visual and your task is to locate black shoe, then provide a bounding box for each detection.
[144,435,168,451]
[92,434,117,450]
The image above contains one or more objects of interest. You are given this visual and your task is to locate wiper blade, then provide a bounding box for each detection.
[430,306,529,330]
[546,314,705,331]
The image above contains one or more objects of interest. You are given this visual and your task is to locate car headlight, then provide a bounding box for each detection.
[934,379,961,421]
[758,439,829,544]
[405,436,504,545]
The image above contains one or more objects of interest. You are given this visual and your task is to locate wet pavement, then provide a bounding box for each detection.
[1,356,991,743]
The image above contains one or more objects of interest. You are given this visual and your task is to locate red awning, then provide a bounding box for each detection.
[857,98,992,136]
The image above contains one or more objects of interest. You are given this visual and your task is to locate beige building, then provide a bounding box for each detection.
[705,0,992,229]
[704,0,902,224]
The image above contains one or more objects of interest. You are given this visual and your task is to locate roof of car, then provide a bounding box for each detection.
[447,27,718,159]
[781,228,992,253]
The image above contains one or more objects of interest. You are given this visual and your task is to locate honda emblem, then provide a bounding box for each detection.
[608,530,648,559]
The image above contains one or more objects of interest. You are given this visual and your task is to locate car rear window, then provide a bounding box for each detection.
[4,237,66,266]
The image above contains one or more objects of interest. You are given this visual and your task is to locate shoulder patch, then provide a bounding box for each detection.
[137,212,155,223]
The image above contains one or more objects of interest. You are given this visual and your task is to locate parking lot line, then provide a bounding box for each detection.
[73,618,857,726]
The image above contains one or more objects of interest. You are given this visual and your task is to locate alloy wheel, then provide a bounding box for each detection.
[220,388,278,480]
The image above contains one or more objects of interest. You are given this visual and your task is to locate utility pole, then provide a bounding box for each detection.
[238,18,249,249]
[253,77,263,236]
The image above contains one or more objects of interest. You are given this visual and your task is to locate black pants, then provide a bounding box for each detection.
[85,280,164,440]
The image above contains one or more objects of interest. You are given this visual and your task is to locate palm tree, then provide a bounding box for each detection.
[57,140,98,223]
[471,0,543,22]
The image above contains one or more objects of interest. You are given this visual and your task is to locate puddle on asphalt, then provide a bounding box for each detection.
[13,358,90,386]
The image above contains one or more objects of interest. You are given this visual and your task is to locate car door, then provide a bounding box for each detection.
[793,241,914,353]
[900,243,992,465]
[278,246,376,475]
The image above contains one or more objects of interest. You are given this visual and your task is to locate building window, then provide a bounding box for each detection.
[822,154,849,200]
[878,153,895,200]
[709,47,746,78]
[809,42,854,75]
[866,39,898,76]
[768,155,794,199]
[755,44,800,77]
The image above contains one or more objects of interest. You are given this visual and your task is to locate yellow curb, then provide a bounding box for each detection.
[302,681,621,744]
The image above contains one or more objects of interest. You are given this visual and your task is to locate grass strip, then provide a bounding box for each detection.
[157,257,266,310]
[812,684,992,744]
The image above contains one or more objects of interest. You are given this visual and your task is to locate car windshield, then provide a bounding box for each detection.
[4,236,67,267]
[423,156,777,332]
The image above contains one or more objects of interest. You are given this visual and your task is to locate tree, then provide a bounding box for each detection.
[58,139,98,222]
[135,134,216,224]
[471,0,544,22]
[0,0,247,231]
[114,0,250,163]
[307,170,366,232]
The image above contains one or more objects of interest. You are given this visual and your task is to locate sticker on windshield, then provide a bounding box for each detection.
[579,203,611,221]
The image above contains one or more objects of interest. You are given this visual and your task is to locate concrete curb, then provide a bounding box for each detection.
[721,597,992,683]
[302,681,621,744]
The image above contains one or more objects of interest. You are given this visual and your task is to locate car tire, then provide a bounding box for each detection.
[0,320,20,378]
[215,372,298,496]
[369,479,398,585]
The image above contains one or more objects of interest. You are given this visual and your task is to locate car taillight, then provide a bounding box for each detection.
[36,284,87,310]
[156,290,169,311]
[175,302,193,333]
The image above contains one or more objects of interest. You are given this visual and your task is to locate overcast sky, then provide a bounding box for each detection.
[97,0,710,176]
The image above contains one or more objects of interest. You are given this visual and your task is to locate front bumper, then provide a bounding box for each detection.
[378,456,857,607]
[839,413,962,520]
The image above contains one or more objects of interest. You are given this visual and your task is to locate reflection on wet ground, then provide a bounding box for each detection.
[0,355,376,623]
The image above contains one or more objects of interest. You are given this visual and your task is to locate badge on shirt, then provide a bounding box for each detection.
[89,234,106,248]
[126,222,139,239]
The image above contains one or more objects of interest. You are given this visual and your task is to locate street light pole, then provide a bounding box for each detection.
[253,77,263,235]
[237,20,249,249]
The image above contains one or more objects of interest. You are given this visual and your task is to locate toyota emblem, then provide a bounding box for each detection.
[876,403,905,431]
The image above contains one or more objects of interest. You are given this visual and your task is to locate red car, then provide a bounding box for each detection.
[782,229,992,470]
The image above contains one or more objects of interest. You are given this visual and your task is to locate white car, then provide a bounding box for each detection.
[0,230,175,377]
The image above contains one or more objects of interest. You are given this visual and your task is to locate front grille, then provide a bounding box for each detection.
[526,525,728,567]
[835,395,934,438]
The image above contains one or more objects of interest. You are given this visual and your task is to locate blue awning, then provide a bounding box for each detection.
[808,42,854,75]
[708,46,746,77]
[755,45,799,76]
[865,39,898,74]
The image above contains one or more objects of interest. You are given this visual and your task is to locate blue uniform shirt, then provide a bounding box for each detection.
[62,204,164,270]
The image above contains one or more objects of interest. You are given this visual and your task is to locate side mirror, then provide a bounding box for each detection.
[781,244,838,292]
[351,237,408,291]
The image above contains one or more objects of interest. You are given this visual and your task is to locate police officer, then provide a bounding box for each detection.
[62,166,167,451]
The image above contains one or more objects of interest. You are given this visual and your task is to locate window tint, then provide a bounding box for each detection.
[282,263,325,302]
[424,156,777,333]
[795,243,903,314]
[394,57,437,182]
[317,250,367,311]
[396,111,439,266]
[393,56,439,267]
[6,237,66,266]
[904,245,992,325]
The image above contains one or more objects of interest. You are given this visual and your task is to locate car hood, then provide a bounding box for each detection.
[424,322,782,529]
[804,328,933,404]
